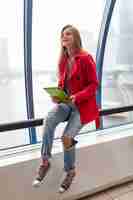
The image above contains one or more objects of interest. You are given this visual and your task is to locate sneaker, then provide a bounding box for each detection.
[59,170,76,193]
[32,161,50,187]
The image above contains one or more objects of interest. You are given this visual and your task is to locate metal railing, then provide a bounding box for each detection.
[0,105,133,132]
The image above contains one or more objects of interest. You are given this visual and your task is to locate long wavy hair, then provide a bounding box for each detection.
[58,25,82,65]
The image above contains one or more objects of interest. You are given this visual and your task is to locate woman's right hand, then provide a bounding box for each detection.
[52,96,61,104]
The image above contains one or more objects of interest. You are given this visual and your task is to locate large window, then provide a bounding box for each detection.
[102,0,133,128]
[32,0,104,141]
[0,0,29,148]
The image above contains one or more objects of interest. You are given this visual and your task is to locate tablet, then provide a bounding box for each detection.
[43,87,71,103]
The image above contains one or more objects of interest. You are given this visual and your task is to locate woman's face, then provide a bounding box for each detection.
[61,27,74,49]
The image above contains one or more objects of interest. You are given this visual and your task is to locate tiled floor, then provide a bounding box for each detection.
[82,181,133,200]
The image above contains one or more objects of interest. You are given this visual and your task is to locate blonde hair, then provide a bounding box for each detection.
[58,25,82,64]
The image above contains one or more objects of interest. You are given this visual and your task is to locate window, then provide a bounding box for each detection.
[102,0,133,128]
[32,0,104,141]
[0,0,29,148]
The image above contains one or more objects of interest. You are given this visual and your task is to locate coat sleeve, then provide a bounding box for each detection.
[74,55,99,104]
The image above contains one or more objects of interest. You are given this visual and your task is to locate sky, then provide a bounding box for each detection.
[0,0,104,72]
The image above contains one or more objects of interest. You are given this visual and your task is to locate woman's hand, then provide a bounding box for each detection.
[52,96,61,104]
[70,95,76,104]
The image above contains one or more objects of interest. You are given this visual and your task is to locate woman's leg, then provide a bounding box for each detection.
[33,103,72,186]
[41,103,72,161]
[59,107,83,192]
[62,109,82,172]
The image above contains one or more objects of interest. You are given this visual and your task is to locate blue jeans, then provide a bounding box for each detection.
[41,103,83,172]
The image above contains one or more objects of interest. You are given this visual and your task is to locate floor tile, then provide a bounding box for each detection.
[105,184,131,199]
[83,191,112,200]
[114,190,133,200]
[126,180,133,190]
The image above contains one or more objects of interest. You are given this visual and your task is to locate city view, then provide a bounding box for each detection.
[0,0,133,149]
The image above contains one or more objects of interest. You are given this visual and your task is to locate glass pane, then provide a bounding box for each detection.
[102,0,133,128]
[32,0,104,141]
[0,129,29,150]
[0,0,29,148]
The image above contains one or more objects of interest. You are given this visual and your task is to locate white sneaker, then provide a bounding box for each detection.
[32,179,42,187]
[59,186,65,193]
[32,162,51,188]
[59,170,76,193]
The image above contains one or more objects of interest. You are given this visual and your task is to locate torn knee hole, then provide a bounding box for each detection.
[61,136,77,149]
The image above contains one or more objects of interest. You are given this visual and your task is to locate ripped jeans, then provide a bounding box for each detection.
[41,103,83,172]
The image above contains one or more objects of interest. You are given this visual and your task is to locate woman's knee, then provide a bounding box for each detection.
[61,135,77,150]
[45,108,58,126]
[45,104,69,126]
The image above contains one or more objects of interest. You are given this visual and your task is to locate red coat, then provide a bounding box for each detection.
[58,50,99,127]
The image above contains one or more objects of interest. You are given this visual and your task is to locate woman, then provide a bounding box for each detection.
[32,25,99,192]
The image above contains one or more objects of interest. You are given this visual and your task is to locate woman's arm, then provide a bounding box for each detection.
[74,55,98,104]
